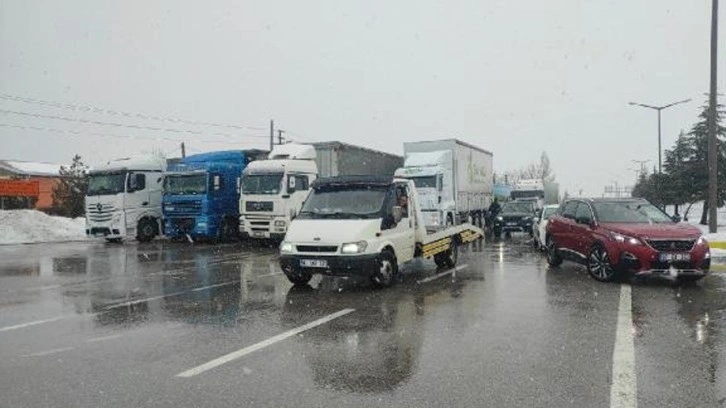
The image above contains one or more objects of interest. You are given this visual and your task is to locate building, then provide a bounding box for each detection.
[0,160,67,210]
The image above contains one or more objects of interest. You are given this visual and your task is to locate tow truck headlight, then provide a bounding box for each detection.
[274,220,286,227]
[280,242,293,253]
[341,241,368,254]
[610,232,641,245]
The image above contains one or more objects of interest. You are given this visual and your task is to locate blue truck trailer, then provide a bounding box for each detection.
[163,150,266,241]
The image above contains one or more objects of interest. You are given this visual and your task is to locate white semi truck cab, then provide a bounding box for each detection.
[394,150,453,229]
[279,176,483,287]
[85,156,166,242]
[239,144,318,241]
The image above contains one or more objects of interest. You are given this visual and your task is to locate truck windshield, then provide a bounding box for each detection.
[164,174,206,195]
[298,187,387,219]
[410,176,437,188]
[242,174,283,195]
[87,172,126,196]
[511,190,543,200]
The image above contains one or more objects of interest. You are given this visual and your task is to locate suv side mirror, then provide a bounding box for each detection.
[671,214,682,223]
[576,216,592,226]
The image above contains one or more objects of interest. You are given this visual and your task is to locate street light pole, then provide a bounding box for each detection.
[708,0,719,233]
[628,99,691,174]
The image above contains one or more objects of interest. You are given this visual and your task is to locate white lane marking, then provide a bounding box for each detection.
[106,280,240,309]
[176,308,356,378]
[20,346,75,358]
[85,334,124,343]
[417,264,468,284]
[0,316,68,333]
[610,284,637,408]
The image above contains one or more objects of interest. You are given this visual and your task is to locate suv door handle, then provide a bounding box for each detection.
[142,201,149,206]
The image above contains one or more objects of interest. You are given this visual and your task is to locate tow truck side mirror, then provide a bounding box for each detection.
[392,206,404,224]
[288,176,296,194]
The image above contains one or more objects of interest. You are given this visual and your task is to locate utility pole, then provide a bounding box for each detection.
[181,142,186,158]
[708,0,719,233]
[278,129,285,145]
[269,119,274,152]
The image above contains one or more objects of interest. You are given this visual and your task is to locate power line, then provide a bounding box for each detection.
[0,93,268,132]
[0,122,267,145]
[0,108,269,140]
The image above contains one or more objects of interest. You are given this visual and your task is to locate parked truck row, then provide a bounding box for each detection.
[84,139,496,248]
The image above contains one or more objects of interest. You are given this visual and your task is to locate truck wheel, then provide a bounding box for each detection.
[137,218,157,242]
[219,217,239,242]
[371,250,397,288]
[434,242,458,268]
[285,270,313,286]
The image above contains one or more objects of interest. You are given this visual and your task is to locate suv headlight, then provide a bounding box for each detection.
[610,232,641,245]
[697,236,708,246]
[341,241,368,254]
[280,242,293,253]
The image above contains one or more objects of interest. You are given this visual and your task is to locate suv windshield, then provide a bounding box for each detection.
[87,172,126,196]
[501,202,533,214]
[242,174,283,195]
[164,174,206,195]
[297,187,387,219]
[592,201,674,224]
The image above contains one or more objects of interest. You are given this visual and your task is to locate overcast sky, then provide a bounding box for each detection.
[0,0,723,195]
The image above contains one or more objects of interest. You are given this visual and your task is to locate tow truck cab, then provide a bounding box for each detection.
[279,176,480,287]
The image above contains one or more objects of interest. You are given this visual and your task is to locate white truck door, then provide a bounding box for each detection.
[383,183,416,263]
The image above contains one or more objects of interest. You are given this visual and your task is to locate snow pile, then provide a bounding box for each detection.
[0,210,87,245]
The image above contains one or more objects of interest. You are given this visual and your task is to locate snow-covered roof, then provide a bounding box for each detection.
[0,160,66,177]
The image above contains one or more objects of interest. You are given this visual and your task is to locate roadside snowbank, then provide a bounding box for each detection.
[0,210,87,245]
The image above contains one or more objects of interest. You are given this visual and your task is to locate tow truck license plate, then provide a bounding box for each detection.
[252,231,266,238]
[659,253,690,262]
[300,259,328,268]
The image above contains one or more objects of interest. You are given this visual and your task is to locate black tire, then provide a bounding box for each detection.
[219,217,239,243]
[546,236,563,267]
[371,250,397,288]
[587,244,618,282]
[285,270,313,286]
[106,238,123,244]
[533,236,539,249]
[493,227,502,239]
[136,218,158,242]
[434,241,459,268]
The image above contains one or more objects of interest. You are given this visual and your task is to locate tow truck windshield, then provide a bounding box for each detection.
[297,186,388,219]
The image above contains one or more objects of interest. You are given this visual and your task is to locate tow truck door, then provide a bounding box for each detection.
[380,183,416,263]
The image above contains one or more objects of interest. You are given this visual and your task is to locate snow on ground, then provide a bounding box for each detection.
[0,210,87,245]
[668,201,726,242]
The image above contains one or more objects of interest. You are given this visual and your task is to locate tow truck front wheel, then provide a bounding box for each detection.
[371,250,397,288]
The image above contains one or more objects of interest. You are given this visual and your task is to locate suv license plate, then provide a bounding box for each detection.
[659,253,691,262]
[300,259,328,268]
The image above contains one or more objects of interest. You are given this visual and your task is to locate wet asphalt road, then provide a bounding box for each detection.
[0,237,725,408]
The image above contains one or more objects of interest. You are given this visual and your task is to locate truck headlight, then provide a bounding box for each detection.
[496,216,503,221]
[280,242,293,253]
[341,241,368,254]
[274,220,286,227]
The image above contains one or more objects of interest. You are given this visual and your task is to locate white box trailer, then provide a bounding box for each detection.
[396,139,493,228]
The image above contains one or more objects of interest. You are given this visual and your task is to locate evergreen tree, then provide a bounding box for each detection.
[52,155,89,217]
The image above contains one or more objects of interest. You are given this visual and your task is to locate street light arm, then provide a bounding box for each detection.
[628,102,660,110]
[661,98,692,109]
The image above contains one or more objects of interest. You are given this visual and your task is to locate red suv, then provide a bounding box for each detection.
[545,198,710,282]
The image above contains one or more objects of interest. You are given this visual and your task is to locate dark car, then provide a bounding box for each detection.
[492,200,538,238]
[545,198,710,282]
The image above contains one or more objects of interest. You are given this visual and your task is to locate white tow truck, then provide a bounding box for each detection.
[279,176,483,287]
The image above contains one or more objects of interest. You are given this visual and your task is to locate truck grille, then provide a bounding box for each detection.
[166,201,202,215]
[87,204,115,222]
[246,201,273,212]
[647,239,695,252]
[249,220,271,231]
[297,245,338,253]
[172,218,195,231]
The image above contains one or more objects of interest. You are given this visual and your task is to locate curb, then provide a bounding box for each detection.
[710,241,726,250]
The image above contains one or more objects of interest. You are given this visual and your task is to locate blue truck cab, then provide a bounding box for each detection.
[163,150,265,240]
